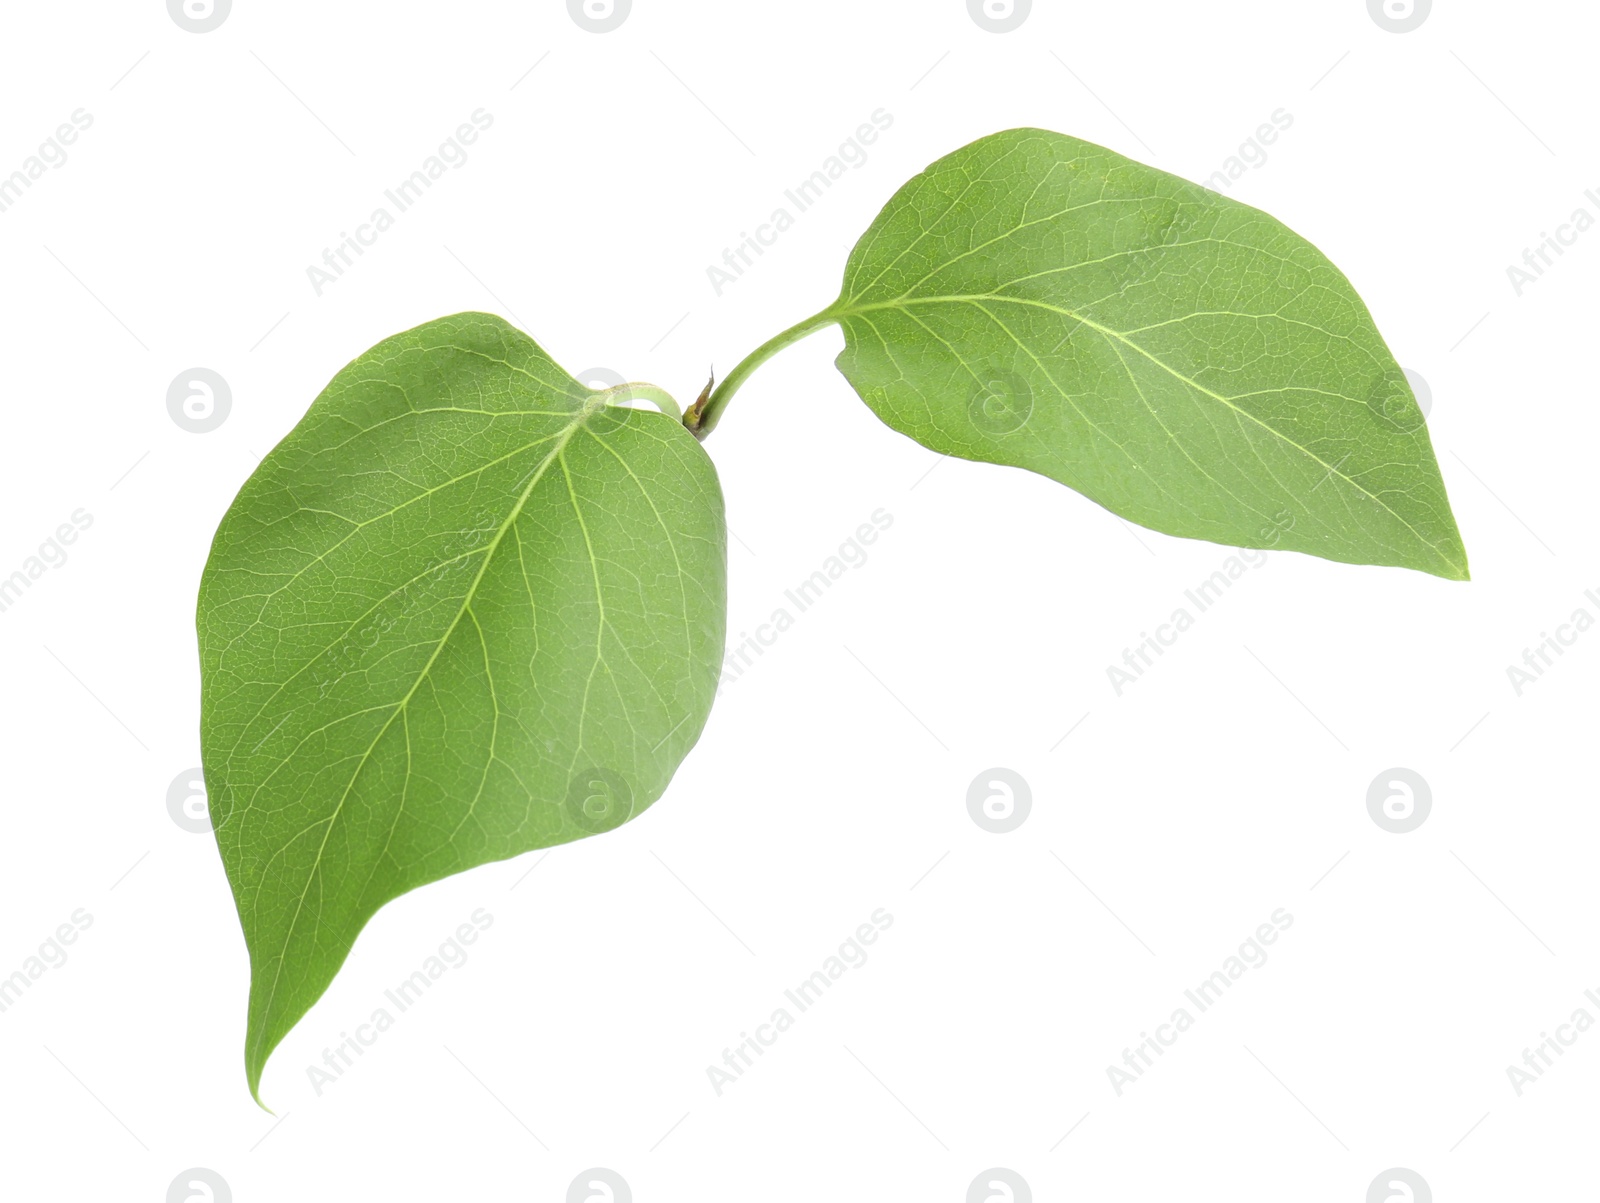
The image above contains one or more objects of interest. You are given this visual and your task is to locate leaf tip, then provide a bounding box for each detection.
[1422,552,1469,582]
[248,1072,274,1114]
[246,1029,280,1112]
[1436,529,1470,582]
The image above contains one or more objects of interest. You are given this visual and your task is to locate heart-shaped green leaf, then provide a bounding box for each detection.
[824,128,1467,578]
[197,313,726,1103]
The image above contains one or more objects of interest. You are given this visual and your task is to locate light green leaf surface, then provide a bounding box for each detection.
[197,313,726,1102]
[824,128,1467,578]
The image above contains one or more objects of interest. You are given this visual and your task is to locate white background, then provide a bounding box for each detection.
[0,1,1591,1199]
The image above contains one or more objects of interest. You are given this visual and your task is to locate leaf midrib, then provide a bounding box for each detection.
[831,293,1464,577]
[247,400,598,1074]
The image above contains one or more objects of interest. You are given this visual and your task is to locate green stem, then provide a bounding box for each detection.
[686,306,840,438]
[593,382,684,422]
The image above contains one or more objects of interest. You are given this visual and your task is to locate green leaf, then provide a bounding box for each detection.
[197,313,726,1103]
[823,128,1467,579]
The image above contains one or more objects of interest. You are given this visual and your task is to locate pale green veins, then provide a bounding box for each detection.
[198,314,725,1103]
[701,128,1465,580]
[197,127,1465,1103]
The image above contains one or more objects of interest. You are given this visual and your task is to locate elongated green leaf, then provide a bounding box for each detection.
[825,128,1467,578]
[197,313,725,1102]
